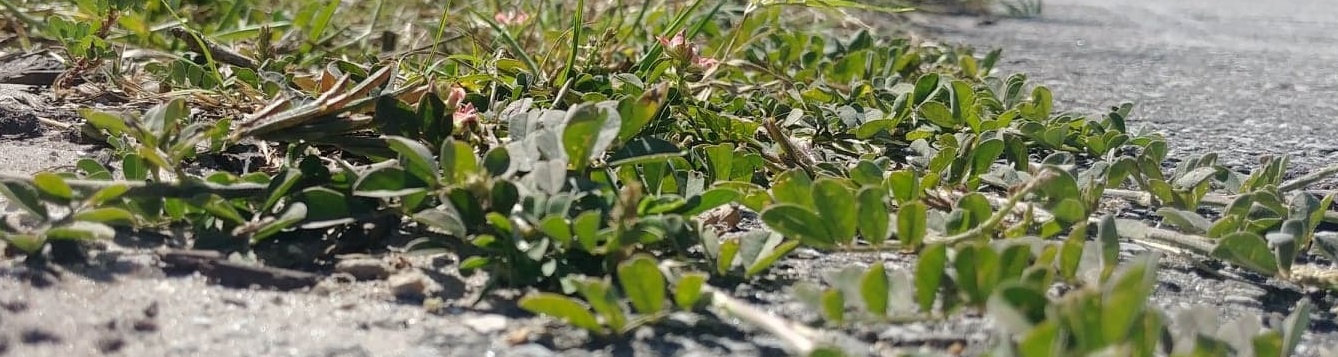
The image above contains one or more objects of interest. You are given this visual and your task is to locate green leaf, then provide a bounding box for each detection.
[886,170,918,202]
[1059,223,1086,281]
[747,240,800,278]
[821,288,844,324]
[919,101,956,127]
[413,206,467,237]
[618,255,666,315]
[717,237,739,275]
[1156,208,1211,234]
[1049,198,1088,226]
[1281,299,1312,357]
[987,284,1049,334]
[912,73,940,104]
[76,158,113,180]
[856,187,890,246]
[812,178,858,244]
[606,137,684,167]
[482,146,512,177]
[386,136,441,184]
[122,153,148,180]
[0,180,48,219]
[771,169,814,208]
[678,188,739,216]
[1211,232,1279,275]
[957,192,993,231]
[417,92,451,143]
[914,243,947,312]
[32,172,73,202]
[262,168,303,214]
[440,140,477,183]
[850,160,884,187]
[539,216,573,246]
[574,278,626,333]
[518,293,604,334]
[2,234,45,254]
[562,103,612,170]
[202,196,246,225]
[1254,332,1284,357]
[616,90,662,145]
[1097,214,1120,281]
[860,262,890,317]
[296,187,353,226]
[1173,167,1218,190]
[80,108,130,137]
[1017,321,1061,357]
[353,166,427,198]
[573,210,602,251]
[674,272,708,310]
[761,204,834,249]
[970,139,1005,176]
[73,207,135,225]
[1100,253,1156,344]
[897,201,927,248]
[45,221,116,241]
[701,143,734,183]
[1025,86,1052,120]
[251,202,308,242]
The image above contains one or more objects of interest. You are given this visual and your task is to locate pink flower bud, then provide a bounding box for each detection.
[494,10,530,26]
[445,86,466,108]
[453,102,479,127]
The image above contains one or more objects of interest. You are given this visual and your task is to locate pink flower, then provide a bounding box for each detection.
[692,56,719,70]
[494,10,530,26]
[445,85,466,108]
[453,102,479,127]
[657,31,695,63]
[657,31,721,72]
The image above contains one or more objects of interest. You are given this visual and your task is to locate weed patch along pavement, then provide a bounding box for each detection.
[0,0,1337,356]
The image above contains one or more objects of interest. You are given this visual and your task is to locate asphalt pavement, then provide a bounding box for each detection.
[907,0,1338,179]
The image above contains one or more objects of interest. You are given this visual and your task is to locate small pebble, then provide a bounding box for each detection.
[505,344,557,357]
[389,271,431,300]
[462,314,509,334]
[335,258,394,281]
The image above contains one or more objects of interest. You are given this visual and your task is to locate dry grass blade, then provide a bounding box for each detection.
[232,63,397,141]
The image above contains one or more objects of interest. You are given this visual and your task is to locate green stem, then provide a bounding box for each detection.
[1280,162,1338,193]
[0,172,266,199]
[937,168,1055,246]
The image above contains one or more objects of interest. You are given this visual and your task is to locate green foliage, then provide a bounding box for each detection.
[4,0,1334,355]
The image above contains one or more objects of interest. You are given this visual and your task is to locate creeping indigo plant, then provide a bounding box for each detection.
[2,0,1334,355]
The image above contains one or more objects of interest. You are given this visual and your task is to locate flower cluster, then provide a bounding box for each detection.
[445,86,477,128]
[657,31,718,70]
[494,10,530,26]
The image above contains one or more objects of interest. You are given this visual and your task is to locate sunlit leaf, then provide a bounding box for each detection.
[32,172,73,203]
[518,293,603,334]
[0,180,48,219]
[860,262,889,317]
[812,178,858,245]
[761,204,833,249]
[856,187,890,246]
[674,272,707,310]
[45,221,116,241]
[618,255,666,315]
[1211,232,1279,275]
[897,201,927,248]
[914,243,947,312]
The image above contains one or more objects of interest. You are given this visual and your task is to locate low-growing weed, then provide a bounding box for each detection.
[0,0,1333,356]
